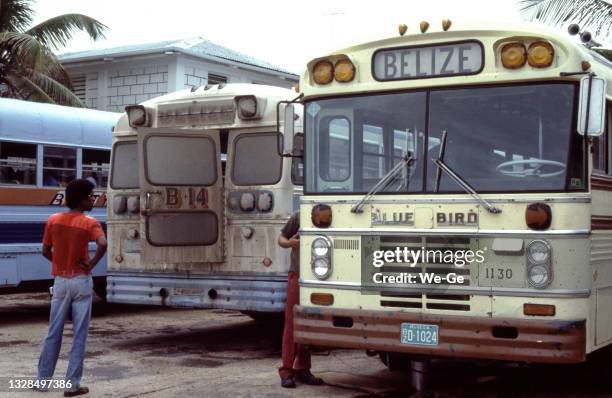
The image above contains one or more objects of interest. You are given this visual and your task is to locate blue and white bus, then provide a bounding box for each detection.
[0,98,120,298]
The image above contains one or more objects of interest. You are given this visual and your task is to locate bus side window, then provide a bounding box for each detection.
[0,141,37,185]
[593,101,611,174]
[319,117,351,182]
[43,146,76,187]
[82,148,110,188]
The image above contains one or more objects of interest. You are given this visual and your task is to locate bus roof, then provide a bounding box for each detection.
[140,83,298,105]
[0,98,120,149]
[300,21,612,99]
[114,83,300,132]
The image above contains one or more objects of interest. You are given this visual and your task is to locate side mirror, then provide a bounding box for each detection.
[577,75,607,136]
[283,104,295,153]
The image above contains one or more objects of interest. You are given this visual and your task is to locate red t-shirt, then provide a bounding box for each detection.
[42,212,105,277]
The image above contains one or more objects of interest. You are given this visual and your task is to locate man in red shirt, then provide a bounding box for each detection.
[37,179,107,397]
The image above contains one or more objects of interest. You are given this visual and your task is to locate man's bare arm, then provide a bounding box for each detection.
[81,236,108,270]
[278,233,299,249]
[42,244,53,262]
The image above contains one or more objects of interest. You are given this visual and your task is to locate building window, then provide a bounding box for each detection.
[71,74,87,104]
[0,141,37,185]
[208,73,227,85]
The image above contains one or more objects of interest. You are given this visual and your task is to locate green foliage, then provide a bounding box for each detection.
[520,0,612,45]
[0,0,107,106]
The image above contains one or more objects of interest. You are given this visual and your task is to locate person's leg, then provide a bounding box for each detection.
[38,278,70,380]
[279,272,299,380]
[65,276,93,390]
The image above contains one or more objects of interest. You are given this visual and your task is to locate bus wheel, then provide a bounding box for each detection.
[378,352,412,371]
[93,278,107,301]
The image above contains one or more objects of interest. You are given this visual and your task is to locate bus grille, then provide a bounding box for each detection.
[365,235,474,312]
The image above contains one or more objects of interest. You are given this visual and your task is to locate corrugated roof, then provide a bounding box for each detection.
[58,37,297,76]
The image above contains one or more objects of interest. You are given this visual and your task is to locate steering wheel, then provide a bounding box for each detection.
[496,159,566,178]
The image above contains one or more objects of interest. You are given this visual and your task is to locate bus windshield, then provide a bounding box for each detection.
[305,83,584,194]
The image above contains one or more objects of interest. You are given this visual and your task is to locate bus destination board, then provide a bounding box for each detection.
[372,41,483,81]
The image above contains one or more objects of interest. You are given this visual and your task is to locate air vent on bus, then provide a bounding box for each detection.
[333,239,359,250]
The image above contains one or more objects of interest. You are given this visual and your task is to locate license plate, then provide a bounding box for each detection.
[400,323,439,346]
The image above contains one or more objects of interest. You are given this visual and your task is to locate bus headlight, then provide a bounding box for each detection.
[526,240,552,289]
[501,43,527,69]
[312,258,331,279]
[312,237,330,257]
[236,95,259,119]
[527,264,552,289]
[527,240,551,264]
[527,41,554,68]
[113,196,127,214]
[125,105,149,127]
[311,236,332,279]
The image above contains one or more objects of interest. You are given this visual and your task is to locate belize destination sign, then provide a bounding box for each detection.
[372,40,483,81]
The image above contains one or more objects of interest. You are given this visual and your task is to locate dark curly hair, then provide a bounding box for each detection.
[65,179,95,209]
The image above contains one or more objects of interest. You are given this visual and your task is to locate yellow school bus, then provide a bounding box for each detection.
[106,84,303,315]
[293,20,612,370]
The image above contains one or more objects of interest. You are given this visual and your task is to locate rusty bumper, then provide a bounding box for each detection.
[294,306,586,363]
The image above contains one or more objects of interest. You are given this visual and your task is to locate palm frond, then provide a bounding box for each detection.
[520,0,612,44]
[24,68,84,106]
[0,32,71,80]
[0,0,33,33]
[2,69,55,103]
[0,31,46,70]
[25,14,107,51]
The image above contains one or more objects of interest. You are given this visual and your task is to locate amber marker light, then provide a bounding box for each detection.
[527,41,554,67]
[582,61,591,71]
[524,303,555,316]
[311,293,334,306]
[334,59,355,82]
[311,203,332,228]
[501,43,527,69]
[420,21,429,33]
[526,202,552,230]
[312,60,334,85]
[442,19,452,31]
[398,24,407,36]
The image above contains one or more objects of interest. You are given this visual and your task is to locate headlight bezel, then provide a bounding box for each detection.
[526,239,551,264]
[526,239,553,289]
[311,236,332,280]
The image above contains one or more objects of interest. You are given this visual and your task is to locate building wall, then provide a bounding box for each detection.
[63,54,296,112]
[177,57,295,92]
[106,64,169,113]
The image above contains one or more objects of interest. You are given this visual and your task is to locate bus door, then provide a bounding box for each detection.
[138,128,224,266]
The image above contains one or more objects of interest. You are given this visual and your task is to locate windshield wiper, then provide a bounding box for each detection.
[433,130,502,214]
[351,154,414,214]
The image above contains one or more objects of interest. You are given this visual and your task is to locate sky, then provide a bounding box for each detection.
[30,0,580,75]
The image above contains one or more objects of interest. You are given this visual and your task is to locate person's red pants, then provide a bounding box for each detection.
[278,271,311,379]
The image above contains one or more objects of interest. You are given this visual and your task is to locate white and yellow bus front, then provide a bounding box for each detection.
[107,84,302,313]
[294,22,612,364]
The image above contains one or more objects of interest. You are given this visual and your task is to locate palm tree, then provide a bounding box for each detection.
[520,0,612,46]
[0,0,107,106]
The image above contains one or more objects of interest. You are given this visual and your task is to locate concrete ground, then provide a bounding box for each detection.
[1,293,611,398]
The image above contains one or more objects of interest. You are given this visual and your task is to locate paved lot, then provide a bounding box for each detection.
[1,293,611,398]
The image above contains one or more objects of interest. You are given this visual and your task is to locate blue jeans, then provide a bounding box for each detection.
[37,275,93,388]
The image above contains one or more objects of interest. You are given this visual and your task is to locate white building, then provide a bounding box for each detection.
[58,37,299,112]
